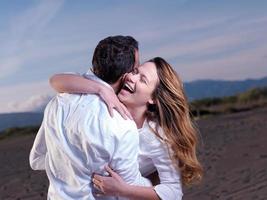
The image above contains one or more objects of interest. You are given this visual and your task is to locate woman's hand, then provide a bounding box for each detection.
[92,165,128,197]
[98,86,132,120]
[49,73,132,120]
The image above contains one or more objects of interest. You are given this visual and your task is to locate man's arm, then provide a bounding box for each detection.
[110,125,150,187]
[29,121,47,170]
[94,122,158,200]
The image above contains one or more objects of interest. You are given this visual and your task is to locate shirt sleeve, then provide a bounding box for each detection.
[110,123,152,188]
[29,120,47,170]
[149,137,183,200]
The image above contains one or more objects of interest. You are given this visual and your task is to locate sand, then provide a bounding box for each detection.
[0,107,267,199]
[184,107,267,200]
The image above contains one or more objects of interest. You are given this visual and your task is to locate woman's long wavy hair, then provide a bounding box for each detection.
[146,57,203,185]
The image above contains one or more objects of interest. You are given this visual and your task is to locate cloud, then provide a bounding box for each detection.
[6,94,53,113]
[175,43,267,81]
[140,14,267,81]
[11,0,64,35]
[0,81,55,113]
[1,1,267,113]
[143,14,267,59]
[0,0,64,78]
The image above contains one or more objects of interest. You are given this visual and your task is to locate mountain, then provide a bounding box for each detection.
[0,112,43,132]
[184,76,267,101]
[1,77,267,131]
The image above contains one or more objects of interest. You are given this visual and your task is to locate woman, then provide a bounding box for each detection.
[50,57,203,199]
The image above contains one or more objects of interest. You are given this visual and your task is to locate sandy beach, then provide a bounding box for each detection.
[0,107,267,199]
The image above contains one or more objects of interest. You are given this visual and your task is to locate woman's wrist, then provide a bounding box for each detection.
[97,84,106,95]
[118,183,132,197]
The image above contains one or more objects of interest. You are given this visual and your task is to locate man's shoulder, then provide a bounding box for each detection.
[54,93,101,106]
[104,110,136,126]
[100,111,138,138]
[56,93,93,100]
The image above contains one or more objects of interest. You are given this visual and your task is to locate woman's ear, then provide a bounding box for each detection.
[148,99,155,105]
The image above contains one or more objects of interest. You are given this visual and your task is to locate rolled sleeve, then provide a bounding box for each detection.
[148,136,183,200]
[154,182,183,200]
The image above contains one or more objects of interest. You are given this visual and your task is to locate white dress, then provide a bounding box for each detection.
[138,120,183,200]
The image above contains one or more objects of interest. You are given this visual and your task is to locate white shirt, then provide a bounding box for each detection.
[138,120,183,200]
[29,75,151,200]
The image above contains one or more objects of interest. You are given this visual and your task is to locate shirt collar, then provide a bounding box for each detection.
[83,71,113,91]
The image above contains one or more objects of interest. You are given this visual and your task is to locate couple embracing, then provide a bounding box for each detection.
[30,35,202,200]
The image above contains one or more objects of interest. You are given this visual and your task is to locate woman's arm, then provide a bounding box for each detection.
[49,74,131,119]
[50,73,103,94]
[144,128,183,200]
[93,166,160,200]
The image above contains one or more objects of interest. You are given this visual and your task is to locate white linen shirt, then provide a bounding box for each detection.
[138,120,183,200]
[29,75,151,200]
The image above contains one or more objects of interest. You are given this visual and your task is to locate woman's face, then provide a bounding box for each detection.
[118,62,159,109]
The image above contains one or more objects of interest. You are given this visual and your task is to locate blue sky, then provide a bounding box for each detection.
[0,0,267,113]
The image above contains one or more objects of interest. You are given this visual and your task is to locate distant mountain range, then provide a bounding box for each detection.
[1,76,267,132]
[0,112,43,132]
[184,76,267,101]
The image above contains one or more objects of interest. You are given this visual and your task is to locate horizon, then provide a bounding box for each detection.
[1,76,266,114]
[185,75,267,83]
[0,0,267,113]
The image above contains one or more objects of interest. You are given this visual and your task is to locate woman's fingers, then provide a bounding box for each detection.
[104,165,114,175]
[92,177,102,185]
[93,177,105,193]
[93,182,105,197]
[98,86,131,120]
[108,103,128,120]
[92,169,125,196]
[113,102,132,120]
[114,104,128,120]
[121,103,133,120]
[93,182,101,191]
[104,165,121,180]
[107,104,114,118]
[94,192,104,197]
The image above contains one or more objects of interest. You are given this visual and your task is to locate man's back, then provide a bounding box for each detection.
[30,93,145,200]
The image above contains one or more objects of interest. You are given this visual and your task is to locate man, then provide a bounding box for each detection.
[29,36,150,200]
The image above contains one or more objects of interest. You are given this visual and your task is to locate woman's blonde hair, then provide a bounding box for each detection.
[146,57,203,185]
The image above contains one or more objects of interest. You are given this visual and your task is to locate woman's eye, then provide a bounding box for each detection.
[141,78,147,84]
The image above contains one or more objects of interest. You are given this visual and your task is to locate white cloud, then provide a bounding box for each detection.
[1,1,267,113]
[140,14,267,81]
[143,14,267,60]
[0,81,55,113]
[0,0,64,78]
[176,44,267,81]
[7,94,53,113]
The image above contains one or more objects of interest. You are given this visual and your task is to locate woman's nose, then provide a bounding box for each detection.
[126,72,139,83]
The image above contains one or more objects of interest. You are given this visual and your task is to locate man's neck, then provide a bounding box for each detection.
[110,76,123,93]
[110,82,120,93]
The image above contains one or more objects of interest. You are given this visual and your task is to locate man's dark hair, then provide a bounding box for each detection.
[124,36,139,50]
[92,35,138,84]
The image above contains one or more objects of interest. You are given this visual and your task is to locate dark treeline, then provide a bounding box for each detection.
[190,87,267,117]
[0,126,39,140]
[2,87,267,138]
